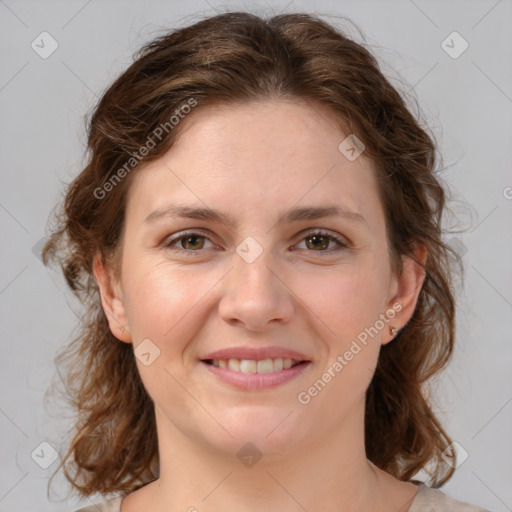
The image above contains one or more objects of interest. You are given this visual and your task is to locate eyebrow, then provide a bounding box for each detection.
[144,203,367,228]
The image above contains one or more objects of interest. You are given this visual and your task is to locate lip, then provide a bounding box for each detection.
[200,360,312,390]
[201,346,311,362]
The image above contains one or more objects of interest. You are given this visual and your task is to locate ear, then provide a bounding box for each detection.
[382,242,427,345]
[93,252,132,343]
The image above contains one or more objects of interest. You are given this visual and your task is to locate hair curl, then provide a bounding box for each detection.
[43,10,463,499]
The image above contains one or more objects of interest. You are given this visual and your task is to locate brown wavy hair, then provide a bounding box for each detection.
[43,10,463,499]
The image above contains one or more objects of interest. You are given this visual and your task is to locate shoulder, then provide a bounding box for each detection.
[409,484,492,512]
[74,495,123,512]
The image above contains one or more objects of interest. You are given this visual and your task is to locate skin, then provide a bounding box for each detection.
[94,99,426,512]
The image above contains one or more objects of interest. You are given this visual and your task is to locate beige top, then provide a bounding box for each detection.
[74,484,492,511]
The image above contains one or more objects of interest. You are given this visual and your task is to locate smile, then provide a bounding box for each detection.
[200,358,311,390]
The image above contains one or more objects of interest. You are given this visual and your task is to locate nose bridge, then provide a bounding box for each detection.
[218,239,294,328]
[235,246,277,292]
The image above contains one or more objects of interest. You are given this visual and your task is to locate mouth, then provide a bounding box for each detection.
[199,357,312,390]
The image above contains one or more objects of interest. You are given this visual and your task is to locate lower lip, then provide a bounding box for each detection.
[200,361,311,390]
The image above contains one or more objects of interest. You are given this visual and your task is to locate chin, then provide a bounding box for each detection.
[209,408,312,456]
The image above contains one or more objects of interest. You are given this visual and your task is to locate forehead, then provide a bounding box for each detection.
[126,100,384,230]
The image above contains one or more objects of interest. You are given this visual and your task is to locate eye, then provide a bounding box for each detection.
[294,230,349,254]
[162,229,349,255]
[163,232,215,252]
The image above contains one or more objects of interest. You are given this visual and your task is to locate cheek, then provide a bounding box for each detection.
[298,260,389,335]
[122,262,203,344]
[294,259,389,384]
[292,269,386,418]
[121,264,212,399]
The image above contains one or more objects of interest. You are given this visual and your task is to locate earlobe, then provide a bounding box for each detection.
[383,243,427,345]
[93,253,132,343]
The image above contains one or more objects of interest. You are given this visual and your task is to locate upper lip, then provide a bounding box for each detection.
[201,346,311,361]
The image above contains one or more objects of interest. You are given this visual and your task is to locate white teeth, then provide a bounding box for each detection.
[209,357,302,373]
[256,359,273,373]
[273,358,283,371]
[228,359,240,372]
[240,359,257,374]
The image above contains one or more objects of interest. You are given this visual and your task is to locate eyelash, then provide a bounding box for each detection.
[162,229,349,256]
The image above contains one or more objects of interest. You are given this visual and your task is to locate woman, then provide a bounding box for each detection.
[43,11,491,512]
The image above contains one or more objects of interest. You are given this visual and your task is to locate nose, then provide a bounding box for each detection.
[218,250,295,332]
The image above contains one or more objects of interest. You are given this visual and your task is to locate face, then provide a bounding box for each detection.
[96,99,424,459]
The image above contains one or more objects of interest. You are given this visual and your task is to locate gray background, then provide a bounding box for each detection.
[1,1,511,511]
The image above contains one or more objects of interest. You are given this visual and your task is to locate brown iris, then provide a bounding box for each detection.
[180,235,205,250]
[304,234,330,250]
